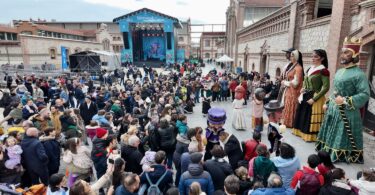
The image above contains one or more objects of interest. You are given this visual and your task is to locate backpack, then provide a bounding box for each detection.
[296,170,321,195]
[146,170,168,195]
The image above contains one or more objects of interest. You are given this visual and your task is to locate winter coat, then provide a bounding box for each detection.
[63,145,93,173]
[42,139,60,175]
[222,134,243,169]
[0,151,21,184]
[92,114,109,126]
[140,164,174,194]
[121,144,143,174]
[180,152,192,174]
[244,139,266,161]
[253,156,277,186]
[349,179,375,195]
[158,125,177,151]
[203,158,233,191]
[20,135,49,176]
[319,180,355,195]
[179,163,214,195]
[79,102,98,125]
[59,114,76,132]
[176,120,188,136]
[91,138,108,178]
[271,156,301,188]
[251,187,295,195]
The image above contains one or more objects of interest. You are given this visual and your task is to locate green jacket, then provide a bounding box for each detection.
[303,67,330,101]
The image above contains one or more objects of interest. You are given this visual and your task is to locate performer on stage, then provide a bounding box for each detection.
[281,50,304,128]
[232,85,247,130]
[204,108,226,160]
[293,49,330,142]
[316,37,370,163]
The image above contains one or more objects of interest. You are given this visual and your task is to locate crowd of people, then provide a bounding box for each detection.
[0,36,374,195]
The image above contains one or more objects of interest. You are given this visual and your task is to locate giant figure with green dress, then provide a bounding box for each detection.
[316,37,370,164]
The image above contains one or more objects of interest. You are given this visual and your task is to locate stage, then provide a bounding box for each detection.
[113,8,183,67]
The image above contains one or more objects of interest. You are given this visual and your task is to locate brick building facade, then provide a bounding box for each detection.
[225,0,375,82]
[200,32,226,61]
[226,0,375,131]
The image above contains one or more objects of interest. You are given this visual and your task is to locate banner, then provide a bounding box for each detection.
[61,46,68,71]
[177,49,185,63]
[142,36,165,61]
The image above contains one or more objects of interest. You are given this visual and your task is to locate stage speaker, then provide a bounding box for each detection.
[123,32,130,49]
[167,32,172,50]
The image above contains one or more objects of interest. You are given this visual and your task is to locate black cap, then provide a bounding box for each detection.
[282,48,295,53]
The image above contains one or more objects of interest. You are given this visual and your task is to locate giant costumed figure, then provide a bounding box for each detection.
[232,85,247,130]
[204,108,226,160]
[316,37,370,163]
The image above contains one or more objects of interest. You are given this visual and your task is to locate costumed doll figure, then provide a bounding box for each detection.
[232,85,247,130]
[204,108,226,161]
[251,88,266,132]
[202,97,211,117]
[264,100,284,156]
[316,37,370,164]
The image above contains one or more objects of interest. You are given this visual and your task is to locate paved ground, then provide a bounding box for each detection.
[1,63,373,181]
[191,63,375,179]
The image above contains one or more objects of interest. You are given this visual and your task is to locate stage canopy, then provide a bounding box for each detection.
[69,50,120,74]
[89,50,121,70]
[216,55,234,62]
[69,51,101,73]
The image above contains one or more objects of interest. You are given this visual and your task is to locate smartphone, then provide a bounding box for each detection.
[108,159,114,164]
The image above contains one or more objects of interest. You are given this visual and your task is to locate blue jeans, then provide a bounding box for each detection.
[194,90,200,103]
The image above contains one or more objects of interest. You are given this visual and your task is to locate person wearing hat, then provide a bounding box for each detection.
[277,48,295,104]
[91,128,110,179]
[316,37,370,164]
[281,49,304,128]
[232,85,247,130]
[204,108,226,161]
[264,100,284,156]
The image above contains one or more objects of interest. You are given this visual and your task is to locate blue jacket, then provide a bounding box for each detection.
[180,152,191,174]
[115,185,137,195]
[140,164,173,194]
[21,135,49,175]
[250,187,295,195]
[179,163,214,195]
[271,156,300,188]
[176,120,188,136]
[92,114,109,126]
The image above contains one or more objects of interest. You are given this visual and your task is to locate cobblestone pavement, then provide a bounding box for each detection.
[1,63,374,181]
[191,63,375,179]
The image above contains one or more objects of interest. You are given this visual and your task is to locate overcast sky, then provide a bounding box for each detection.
[0,0,229,24]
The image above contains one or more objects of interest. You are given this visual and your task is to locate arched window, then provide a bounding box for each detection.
[102,39,110,51]
[276,67,281,77]
[49,48,56,59]
[205,53,210,58]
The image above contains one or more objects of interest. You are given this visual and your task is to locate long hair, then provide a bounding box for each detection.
[112,158,126,189]
[66,137,80,154]
[291,50,305,77]
[313,49,329,68]
[325,168,345,186]
[318,150,335,169]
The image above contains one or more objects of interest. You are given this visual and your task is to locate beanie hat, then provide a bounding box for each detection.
[190,152,203,164]
[96,128,108,139]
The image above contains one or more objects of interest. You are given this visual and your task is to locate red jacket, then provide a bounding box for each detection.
[290,166,324,188]
[244,139,266,161]
[229,80,238,92]
[241,80,248,91]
